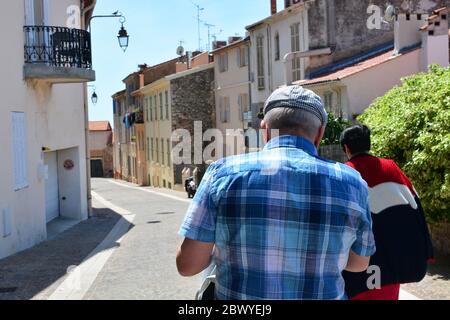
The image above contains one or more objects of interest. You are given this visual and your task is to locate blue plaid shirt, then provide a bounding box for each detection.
[179,136,375,300]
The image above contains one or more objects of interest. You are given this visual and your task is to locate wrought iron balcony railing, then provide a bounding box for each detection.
[24,26,93,69]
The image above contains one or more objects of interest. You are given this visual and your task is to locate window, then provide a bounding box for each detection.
[167,138,171,167]
[275,32,280,61]
[220,96,230,123]
[150,138,154,161]
[165,91,169,120]
[159,93,163,120]
[154,96,157,120]
[11,112,28,191]
[238,93,249,121]
[219,52,228,73]
[147,137,150,160]
[163,180,167,188]
[145,98,149,122]
[161,138,165,165]
[291,23,302,82]
[256,36,265,90]
[324,92,333,110]
[149,96,153,121]
[238,46,249,67]
[156,139,159,163]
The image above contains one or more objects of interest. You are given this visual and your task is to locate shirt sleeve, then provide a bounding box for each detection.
[351,185,376,257]
[178,164,219,243]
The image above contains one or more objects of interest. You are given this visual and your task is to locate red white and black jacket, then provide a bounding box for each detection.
[343,154,434,298]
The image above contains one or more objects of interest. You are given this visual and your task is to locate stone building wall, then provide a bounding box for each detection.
[308,0,450,71]
[170,66,215,184]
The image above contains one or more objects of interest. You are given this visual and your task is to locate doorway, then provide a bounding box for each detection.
[44,152,60,223]
[91,159,104,178]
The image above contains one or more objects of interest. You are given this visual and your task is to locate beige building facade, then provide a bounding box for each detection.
[212,38,252,156]
[0,0,96,259]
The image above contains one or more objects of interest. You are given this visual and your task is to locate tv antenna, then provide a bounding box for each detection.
[204,22,215,52]
[383,5,396,23]
[176,40,185,57]
[192,2,204,51]
[212,29,223,43]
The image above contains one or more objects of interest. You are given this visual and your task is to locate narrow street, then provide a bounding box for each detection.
[0,178,201,300]
[82,178,201,300]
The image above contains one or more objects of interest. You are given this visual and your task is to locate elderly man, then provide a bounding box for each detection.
[176,86,376,300]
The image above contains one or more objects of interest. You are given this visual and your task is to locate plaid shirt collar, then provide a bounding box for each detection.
[264,135,318,157]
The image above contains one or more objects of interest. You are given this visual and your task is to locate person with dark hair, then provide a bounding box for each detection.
[340,125,434,300]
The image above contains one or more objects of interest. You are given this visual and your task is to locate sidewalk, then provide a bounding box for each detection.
[402,254,450,300]
[0,207,121,300]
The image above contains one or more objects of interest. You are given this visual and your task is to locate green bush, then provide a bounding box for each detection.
[359,65,450,222]
[322,113,351,146]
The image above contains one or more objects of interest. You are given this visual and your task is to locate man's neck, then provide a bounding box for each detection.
[349,152,371,160]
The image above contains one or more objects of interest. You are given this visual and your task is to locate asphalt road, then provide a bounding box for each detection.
[82,178,201,300]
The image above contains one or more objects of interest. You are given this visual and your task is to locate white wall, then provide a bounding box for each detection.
[214,43,250,156]
[343,49,421,117]
[0,0,88,259]
[422,35,450,71]
[249,7,308,105]
[89,131,112,151]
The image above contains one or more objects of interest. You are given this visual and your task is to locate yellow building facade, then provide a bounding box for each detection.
[139,79,174,189]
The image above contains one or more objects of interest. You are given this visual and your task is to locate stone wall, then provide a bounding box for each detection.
[170,67,215,184]
[308,0,450,70]
[319,144,347,163]
[430,222,450,257]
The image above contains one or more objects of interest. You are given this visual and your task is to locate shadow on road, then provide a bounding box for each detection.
[428,253,450,281]
[0,207,133,300]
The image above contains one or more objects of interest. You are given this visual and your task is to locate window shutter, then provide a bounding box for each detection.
[226,97,230,122]
[225,53,229,71]
[237,48,241,67]
[238,95,243,121]
[11,112,28,191]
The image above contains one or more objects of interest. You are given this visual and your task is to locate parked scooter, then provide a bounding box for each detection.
[185,177,197,199]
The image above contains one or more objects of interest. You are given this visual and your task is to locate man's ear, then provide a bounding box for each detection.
[314,126,326,149]
[343,145,352,160]
[260,120,270,143]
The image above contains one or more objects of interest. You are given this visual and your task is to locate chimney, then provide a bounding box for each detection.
[228,36,243,45]
[138,64,147,88]
[394,13,426,54]
[271,0,277,15]
[420,7,449,70]
[212,41,227,50]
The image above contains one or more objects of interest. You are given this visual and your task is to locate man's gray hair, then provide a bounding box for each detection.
[264,107,324,138]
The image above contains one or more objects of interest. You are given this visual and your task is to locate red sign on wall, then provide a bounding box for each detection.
[63,159,75,170]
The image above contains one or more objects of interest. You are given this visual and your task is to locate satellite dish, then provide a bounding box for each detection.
[384,5,396,22]
[176,45,185,56]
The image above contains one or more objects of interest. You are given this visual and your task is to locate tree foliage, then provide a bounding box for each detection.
[321,113,351,146]
[359,65,450,222]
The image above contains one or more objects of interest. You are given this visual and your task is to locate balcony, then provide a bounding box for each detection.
[23,26,96,83]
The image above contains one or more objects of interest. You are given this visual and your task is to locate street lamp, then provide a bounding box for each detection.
[91,91,98,105]
[88,85,98,105]
[117,17,130,52]
[89,11,130,52]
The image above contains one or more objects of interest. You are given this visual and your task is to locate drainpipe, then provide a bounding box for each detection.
[283,47,332,85]
[246,42,254,131]
[81,0,95,218]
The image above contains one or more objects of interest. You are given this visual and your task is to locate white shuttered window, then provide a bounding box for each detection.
[11,112,28,191]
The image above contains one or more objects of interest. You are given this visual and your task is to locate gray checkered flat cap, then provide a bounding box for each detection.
[263,85,328,126]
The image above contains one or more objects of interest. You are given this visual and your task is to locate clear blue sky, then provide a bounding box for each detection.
[89,0,285,126]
